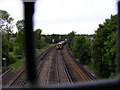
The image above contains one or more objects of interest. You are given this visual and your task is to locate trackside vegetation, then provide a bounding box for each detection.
[92,15,117,78]
[1,10,66,73]
[1,10,117,79]
[67,15,117,79]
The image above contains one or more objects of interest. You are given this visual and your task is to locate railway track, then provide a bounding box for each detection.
[3,44,96,88]
[8,70,26,87]
[3,46,54,88]
[65,46,96,81]
[38,47,72,86]
[58,51,73,84]
[61,45,96,82]
[47,50,73,85]
[21,46,54,87]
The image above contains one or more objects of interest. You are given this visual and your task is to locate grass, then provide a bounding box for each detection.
[86,64,99,79]
[36,44,55,55]
[7,44,55,73]
[7,59,25,72]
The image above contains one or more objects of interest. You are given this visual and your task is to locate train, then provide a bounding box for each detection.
[56,41,66,50]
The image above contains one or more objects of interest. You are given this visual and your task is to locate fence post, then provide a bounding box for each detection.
[23,1,38,87]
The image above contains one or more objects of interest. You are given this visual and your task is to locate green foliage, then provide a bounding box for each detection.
[7,60,25,72]
[72,36,91,64]
[15,19,24,55]
[67,31,91,65]
[1,10,24,69]
[1,10,117,79]
[0,10,14,36]
[92,15,117,78]
[44,35,52,44]
[66,15,117,79]
[34,28,42,49]
[0,10,10,21]
[49,34,66,43]
[1,10,15,67]
[2,52,17,67]
[13,44,22,55]
[16,20,24,32]
[67,31,76,49]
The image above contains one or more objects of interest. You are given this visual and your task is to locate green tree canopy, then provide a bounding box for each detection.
[92,15,117,78]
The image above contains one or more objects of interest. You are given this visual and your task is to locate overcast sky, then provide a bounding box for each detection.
[0,0,117,35]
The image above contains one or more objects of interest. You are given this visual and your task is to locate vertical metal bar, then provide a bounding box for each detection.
[0,27,2,89]
[117,1,120,89]
[118,0,120,76]
[23,2,38,87]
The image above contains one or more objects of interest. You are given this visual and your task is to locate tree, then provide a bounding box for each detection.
[0,10,14,41]
[67,31,76,49]
[34,29,42,49]
[15,19,24,55]
[70,35,91,64]
[0,10,15,66]
[44,35,52,44]
[92,15,117,78]
[16,20,24,32]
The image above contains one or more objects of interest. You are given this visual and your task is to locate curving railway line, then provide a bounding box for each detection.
[3,44,96,88]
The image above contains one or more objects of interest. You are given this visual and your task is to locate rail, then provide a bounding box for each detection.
[59,51,73,84]
[2,1,120,89]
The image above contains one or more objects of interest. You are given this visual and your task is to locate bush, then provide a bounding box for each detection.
[13,44,22,55]
[92,15,117,78]
[67,35,91,65]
